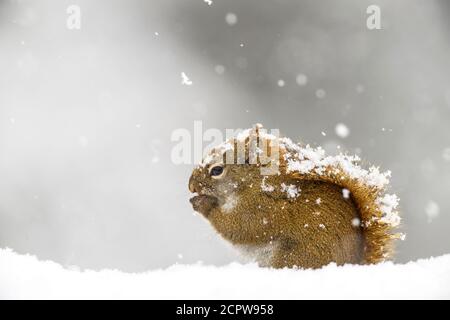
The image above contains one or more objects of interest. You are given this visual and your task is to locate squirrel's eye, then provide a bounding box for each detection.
[209,165,224,178]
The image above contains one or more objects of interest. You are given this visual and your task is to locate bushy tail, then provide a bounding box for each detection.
[278,138,402,263]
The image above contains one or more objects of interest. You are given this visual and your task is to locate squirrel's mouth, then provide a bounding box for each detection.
[190,194,218,217]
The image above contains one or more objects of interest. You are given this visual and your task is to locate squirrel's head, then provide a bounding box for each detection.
[188,124,287,245]
[188,155,266,217]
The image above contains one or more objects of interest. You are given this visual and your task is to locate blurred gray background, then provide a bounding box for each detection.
[0,0,449,271]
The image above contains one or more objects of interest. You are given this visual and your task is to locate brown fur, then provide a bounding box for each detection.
[189,128,399,269]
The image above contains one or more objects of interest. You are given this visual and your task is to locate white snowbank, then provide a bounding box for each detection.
[1,248,449,299]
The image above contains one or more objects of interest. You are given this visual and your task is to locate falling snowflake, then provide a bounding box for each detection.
[442,147,450,162]
[203,0,213,5]
[214,65,225,75]
[425,201,440,223]
[316,89,326,99]
[351,218,361,227]
[296,74,308,86]
[78,136,89,148]
[225,13,238,26]
[335,123,350,138]
[356,84,365,94]
[151,156,159,164]
[181,72,193,86]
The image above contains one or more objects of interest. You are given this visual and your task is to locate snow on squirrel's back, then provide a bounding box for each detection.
[0,248,449,299]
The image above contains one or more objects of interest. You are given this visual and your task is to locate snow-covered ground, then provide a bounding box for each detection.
[1,249,449,299]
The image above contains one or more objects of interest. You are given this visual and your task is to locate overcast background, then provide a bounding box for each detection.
[0,0,449,271]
